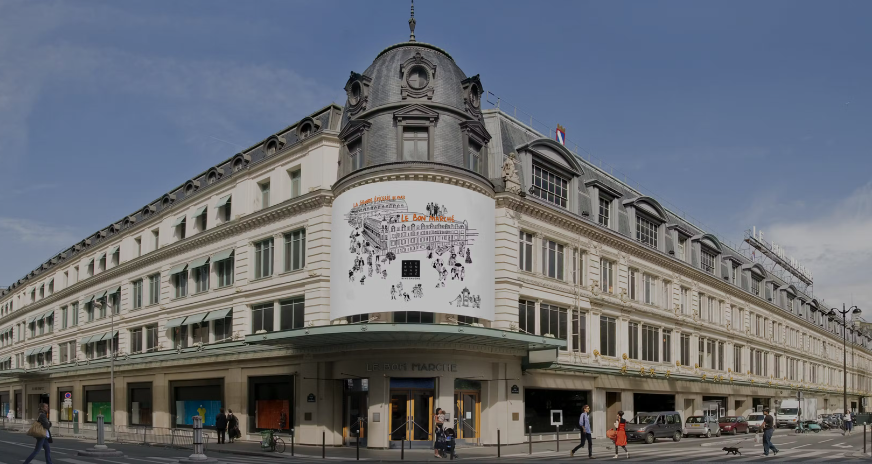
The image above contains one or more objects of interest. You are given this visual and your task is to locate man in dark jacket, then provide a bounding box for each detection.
[215,409,228,444]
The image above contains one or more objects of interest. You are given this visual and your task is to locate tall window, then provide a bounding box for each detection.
[348,140,363,170]
[132,279,143,309]
[718,341,725,371]
[539,304,568,349]
[643,274,654,305]
[279,298,305,330]
[541,239,564,280]
[173,270,188,299]
[628,322,640,359]
[599,316,616,357]
[402,127,429,161]
[679,333,691,366]
[153,229,160,251]
[677,238,686,261]
[251,303,275,333]
[642,325,659,362]
[254,238,274,279]
[628,270,637,300]
[571,310,586,353]
[290,169,302,198]
[213,314,232,342]
[662,329,672,363]
[733,345,743,373]
[193,264,209,293]
[260,181,271,209]
[680,288,688,314]
[130,328,143,353]
[216,255,234,288]
[600,259,614,293]
[467,142,481,172]
[71,302,78,326]
[173,325,188,350]
[145,325,158,352]
[518,232,533,272]
[598,197,610,227]
[518,299,535,334]
[731,265,738,284]
[176,218,186,240]
[135,237,142,257]
[148,273,160,305]
[531,164,568,207]
[636,216,657,248]
[61,306,68,330]
[284,229,306,272]
[700,250,715,274]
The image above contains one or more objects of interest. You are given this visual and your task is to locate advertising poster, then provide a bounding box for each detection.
[175,400,222,427]
[256,400,290,430]
[331,181,495,320]
[87,402,112,423]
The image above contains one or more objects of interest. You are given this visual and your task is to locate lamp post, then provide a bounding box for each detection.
[828,304,861,418]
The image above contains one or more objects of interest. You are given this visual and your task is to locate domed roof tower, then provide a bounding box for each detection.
[337,1,491,181]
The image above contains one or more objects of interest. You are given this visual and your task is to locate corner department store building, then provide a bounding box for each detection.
[1,21,871,448]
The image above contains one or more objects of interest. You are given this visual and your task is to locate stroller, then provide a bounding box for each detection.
[435,426,456,459]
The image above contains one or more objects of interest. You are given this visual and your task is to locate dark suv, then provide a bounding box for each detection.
[625,411,684,444]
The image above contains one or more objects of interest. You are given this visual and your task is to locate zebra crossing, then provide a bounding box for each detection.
[480,446,850,462]
[0,455,348,464]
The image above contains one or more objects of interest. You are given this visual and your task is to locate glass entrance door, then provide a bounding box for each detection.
[344,392,368,444]
[454,391,480,439]
[389,390,433,441]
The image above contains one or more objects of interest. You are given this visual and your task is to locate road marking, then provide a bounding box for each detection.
[832,442,853,448]
[95,460,130,464]
[820,438,834,443]
[791,443,812,449]
[60,459,98,464]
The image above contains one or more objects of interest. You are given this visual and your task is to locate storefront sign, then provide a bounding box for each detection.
[26,385,47,394]
[307,393,316,403]
[330,181,496,320]
[511,385,520,394]
[366,362,457,372]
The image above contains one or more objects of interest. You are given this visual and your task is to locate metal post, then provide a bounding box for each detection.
[78,414,123,457]
[110,303,115,443]
[864,423,867,454]
[843,305,848,423]
[528,426,532,455]
[556,425,559,452]
[497,429,501,458]
[322,430,326,459]
[96,415,106,447]
[356,430,360,460]
[401,436,405,460]
[291,428,295,456]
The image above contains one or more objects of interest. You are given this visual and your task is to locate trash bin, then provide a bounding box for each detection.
[73,411,79,434]
[260,430,273,449]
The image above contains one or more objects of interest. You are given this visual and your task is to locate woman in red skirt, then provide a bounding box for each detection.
[613,410,628,459]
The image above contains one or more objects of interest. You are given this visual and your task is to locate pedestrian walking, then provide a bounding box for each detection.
[215,408,228,444]
[23,403,53,464]
[433,408,446,458]
[570,404,593,458]
[227,409,240,443]
[844,410,853,435]
[614,410,628,459]
[761,407,779,457]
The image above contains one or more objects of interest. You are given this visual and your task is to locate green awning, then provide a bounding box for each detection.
[203,308,232,322]
[80,335,94,345]
[47,278,54,287]
[169,263,188,275]
[97,252,106,261]
[193,206,207,217]
[215,195,231,208]
[0,355,9,363]
[83,295,94,303]
[108,286,121,294]
[173,215,186,227]
[27,315,38,324]
[40,345,52,354]
[211,248,235,262]
[185,312,209,325]
[25,348,35,357]
[108,245,119,255]
[101,330,118,341]
[43,309,54,319]
[166,316,187,328]
[189,256,210,269]
[35,312,47,322]
[86,258,94,266]
[95,290,107,299]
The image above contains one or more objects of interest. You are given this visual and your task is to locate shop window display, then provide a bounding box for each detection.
[524,388,589,433]
[171,380,223,428]
[58,389,73,422]
[129,383,153,426]
[85,386,112,423]
[248,375,294,431]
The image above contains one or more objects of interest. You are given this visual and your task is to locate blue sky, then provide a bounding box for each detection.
[1,0,870,311]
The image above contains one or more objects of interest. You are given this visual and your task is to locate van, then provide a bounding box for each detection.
[747,413,765,432]
[624,411,684,444]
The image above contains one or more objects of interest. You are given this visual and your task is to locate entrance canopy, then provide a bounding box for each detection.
[245,323,565,354]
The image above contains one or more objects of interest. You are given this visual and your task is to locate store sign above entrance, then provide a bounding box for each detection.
[366,362,457,372]
[330,181,496,321]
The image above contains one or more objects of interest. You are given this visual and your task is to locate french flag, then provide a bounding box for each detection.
[556,125,566,145]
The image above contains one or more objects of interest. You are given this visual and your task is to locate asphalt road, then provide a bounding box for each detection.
[0,427,869,463]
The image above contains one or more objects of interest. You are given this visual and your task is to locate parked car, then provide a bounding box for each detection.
[684,415,721,438]
[624,411,684,444]
[747,413,765,432]
[718,416,749,435]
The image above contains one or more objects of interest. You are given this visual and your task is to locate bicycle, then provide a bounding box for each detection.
[260,429,285,453]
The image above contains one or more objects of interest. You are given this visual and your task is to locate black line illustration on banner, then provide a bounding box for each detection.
[344,195,480,307]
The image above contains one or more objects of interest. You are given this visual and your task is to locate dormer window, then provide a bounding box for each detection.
[598,197,610,227]
[532,164,568,207]
[467,141,481,172]
[300,122,313,138]
[348,139,363,170]
[265,140,277,155]
[402,127,429,161]
[700,249,715,274]
[636,216,658,248]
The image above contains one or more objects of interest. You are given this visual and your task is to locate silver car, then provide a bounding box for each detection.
[683,415,721,438]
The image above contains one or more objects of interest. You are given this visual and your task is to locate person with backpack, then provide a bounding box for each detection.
[570,404,593,458]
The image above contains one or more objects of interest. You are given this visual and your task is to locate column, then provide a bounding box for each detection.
[590,309,602,356]
[620,391,634,423]
[592,388,606,438]
[618,316,629,360]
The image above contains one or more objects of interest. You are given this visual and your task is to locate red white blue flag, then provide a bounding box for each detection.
[556,124,566,145]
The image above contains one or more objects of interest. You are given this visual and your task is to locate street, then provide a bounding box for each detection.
[1,427,869,463]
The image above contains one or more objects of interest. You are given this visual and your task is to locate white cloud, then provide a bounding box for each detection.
[766,182,872,317]
[0,216,80,253]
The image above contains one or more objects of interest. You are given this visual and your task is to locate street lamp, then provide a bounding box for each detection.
[827,304,861,419]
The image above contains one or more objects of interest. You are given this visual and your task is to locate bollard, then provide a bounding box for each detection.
[401,436,405,460]
[322,431,326,459]
[175,415,217,463]
[528,426,532,455]
[865,424,867,455]
[555,425,559,452]
[78,415,124,457]
[291,428,295,456]
[356,432,360,460]
[497,429,501,458]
